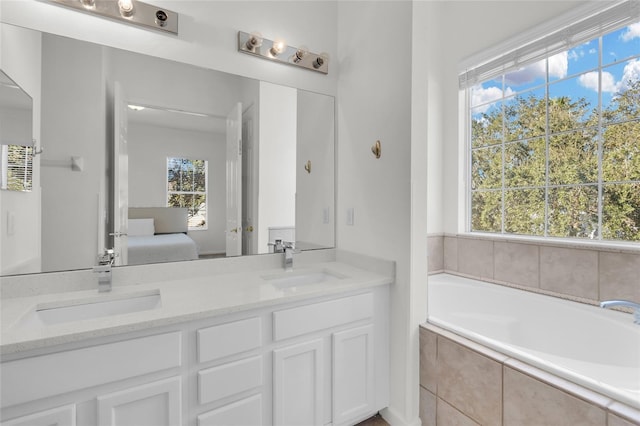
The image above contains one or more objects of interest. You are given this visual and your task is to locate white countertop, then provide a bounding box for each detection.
[1,260,393,355]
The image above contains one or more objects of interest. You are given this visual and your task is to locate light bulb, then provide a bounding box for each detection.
[118,0,134,17]
[292,45,308,63]
[245,32,263,51]
[270,39,287,57]
[80,0,95,9]
[313,52,329,69]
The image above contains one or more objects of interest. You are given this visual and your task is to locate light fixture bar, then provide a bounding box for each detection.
[237,31,328,75]
[48,0,178,35]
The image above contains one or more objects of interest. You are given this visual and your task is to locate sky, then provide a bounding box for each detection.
[471,22,640,116]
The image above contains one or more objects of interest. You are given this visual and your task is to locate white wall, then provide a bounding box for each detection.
[257,81,297,253]
[336,2,416,425]
[128,123,226,255]
[0,23,41,275]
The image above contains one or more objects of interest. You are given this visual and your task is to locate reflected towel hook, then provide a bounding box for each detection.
[371,140,381,159]
[304,160,312,174]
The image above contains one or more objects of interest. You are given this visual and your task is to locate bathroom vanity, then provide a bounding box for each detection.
[0,251,392,426]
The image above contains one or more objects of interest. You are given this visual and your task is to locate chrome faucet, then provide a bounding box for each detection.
[283,241,298,271]
[94,249,114,293]
[600,300,640,324]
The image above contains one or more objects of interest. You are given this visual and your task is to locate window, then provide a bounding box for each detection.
[466,6,640,242]
[167,157,207,230]
[1,145,33,192]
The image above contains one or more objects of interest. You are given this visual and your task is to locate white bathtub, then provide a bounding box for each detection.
[428,274,640,409]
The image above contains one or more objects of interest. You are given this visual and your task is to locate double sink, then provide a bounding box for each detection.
[11,269,346,330]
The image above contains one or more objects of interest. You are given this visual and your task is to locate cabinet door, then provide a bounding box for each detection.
[2,404,75,426]
[333,325,374,426]
[273,339,323,426]
[97,376,181,426]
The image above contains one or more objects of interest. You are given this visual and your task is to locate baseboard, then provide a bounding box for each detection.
[380,406,422,426]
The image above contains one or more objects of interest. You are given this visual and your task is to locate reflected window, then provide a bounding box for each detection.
[1,145,33,192]
[167,157,208,230]
[469,20,640,242]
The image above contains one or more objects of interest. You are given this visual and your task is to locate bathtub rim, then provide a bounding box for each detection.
[427,273,640,411]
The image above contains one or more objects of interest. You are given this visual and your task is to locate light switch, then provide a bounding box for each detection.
[7,211,15,236]
[346,208,354,226]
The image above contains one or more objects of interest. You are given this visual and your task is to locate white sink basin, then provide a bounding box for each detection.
[13,290,161,329]
[262,269,346,289]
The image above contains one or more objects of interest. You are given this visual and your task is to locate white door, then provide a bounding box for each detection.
[226,102,242,257]
[241,104,257,255]
[113,82,128,266]
[273,339,324,426]
[332,325,375,426]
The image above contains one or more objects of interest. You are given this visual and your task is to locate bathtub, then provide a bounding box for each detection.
[427,274,640,410]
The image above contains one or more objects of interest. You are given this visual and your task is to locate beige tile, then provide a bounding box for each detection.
[443,236,458,272]
[503,367,606,426]
[419,387,436,426]
[436,337,502,426]
[428,235,445,273]
[608,412,640,426]
[420,327,437,393]
[437,397,480,426]
[540,246,599,300]
[494,241,539,288]
[599,252,640,301]
[457,238,494,280]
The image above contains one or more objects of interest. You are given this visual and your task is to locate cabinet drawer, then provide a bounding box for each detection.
[1,332,181,408]
[273,293,373,341]
[197,394,262,426]
[198,356,262,404]
[197,317,261,363]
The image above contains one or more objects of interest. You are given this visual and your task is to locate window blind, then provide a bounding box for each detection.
[1,144,34,191]
[459,0,640,89]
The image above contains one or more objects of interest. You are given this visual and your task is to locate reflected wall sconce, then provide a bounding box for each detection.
[48,0,178,34]
[371,140,382,159]
[238,31,329,74]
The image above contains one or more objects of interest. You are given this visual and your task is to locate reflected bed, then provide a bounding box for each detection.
[127,207,199,265]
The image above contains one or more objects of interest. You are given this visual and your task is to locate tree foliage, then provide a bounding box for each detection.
[471,80,640,241]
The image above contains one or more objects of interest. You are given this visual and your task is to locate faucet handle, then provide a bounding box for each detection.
[600,300,640,324]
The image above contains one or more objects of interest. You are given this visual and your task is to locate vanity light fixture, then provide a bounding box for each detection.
[47,0,178,35]
[238,31,329,74]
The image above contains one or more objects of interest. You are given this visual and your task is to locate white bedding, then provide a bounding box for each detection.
[127,233,199,265]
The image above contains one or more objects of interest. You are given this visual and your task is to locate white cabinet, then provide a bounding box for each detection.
[273,339,324,426]
[1,286,389,426]
[333,325,375,426]
[97,377,182,426]
[1,404,76,426]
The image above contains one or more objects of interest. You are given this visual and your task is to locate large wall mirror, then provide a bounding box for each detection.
[0,22,335,276]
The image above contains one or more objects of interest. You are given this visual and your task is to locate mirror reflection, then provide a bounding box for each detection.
[0,70,33,192]
[0,23,335,276]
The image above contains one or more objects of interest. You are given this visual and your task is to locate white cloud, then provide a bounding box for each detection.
[619,59,640,91]
[504,52,567,86]
[621,22,640,42]
[548,52,568,79]
[470,85,514,113]
[577,59,640,93]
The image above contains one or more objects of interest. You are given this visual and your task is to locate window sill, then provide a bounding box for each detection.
[448,232,640,255]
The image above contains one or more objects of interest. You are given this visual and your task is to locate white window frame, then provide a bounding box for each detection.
[166,157,208,231]
[460,0,640,245]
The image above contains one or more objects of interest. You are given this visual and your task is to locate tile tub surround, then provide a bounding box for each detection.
[419,324,640,426]
[427,233,640,304]
[0,249,394,355]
